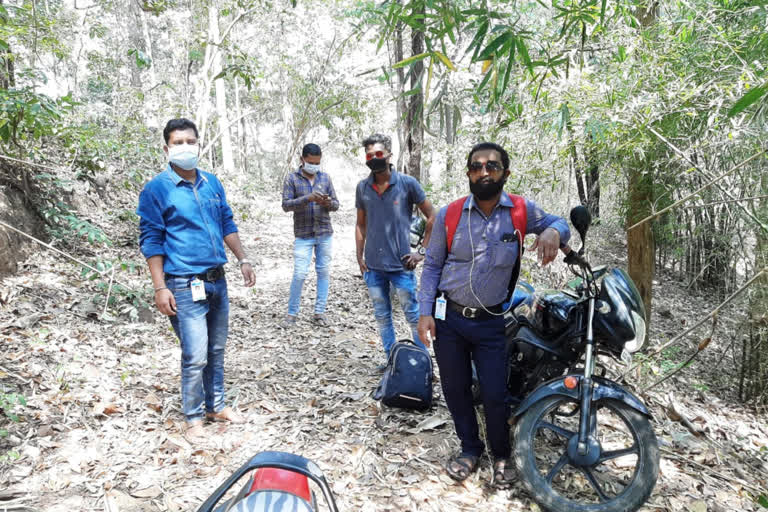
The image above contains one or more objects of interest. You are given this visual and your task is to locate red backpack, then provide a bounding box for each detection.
[444,193,528,300]
[445,193,527,251]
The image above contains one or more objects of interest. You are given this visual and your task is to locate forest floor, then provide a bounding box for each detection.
[1,181,768,512]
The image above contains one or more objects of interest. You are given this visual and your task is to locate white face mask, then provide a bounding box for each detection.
[168,144,200,171]
[303,163,321,175]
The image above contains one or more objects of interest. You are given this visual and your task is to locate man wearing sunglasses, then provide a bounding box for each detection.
[417,142,570,488]
[355,133,435,370]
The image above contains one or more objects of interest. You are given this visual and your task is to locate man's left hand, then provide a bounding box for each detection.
[241,263,256,287]
[529,228,560,266]
[401,253,423,270]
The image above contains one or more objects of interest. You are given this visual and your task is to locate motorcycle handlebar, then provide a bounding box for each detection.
[561,245,591,270]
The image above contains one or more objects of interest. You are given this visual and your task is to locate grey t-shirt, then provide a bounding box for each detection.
[355,169,426,272]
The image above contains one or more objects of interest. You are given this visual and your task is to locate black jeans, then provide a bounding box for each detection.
[434,308,510,459]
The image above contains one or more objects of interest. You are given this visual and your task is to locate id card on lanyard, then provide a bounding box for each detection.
[190,278,206,301]
[435,293,447,321]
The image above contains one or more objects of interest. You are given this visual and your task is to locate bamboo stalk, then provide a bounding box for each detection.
[627,143,766,232]
[622,267,768,380]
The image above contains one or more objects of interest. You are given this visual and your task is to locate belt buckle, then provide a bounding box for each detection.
[462,306,477,319]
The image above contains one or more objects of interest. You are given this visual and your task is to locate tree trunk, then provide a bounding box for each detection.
[627,166,655,335]
[0,0,14,89]
[564,104,588,207]
[208,4,235,172]
[404,1,425,182]
[585,133,601,219]
[393,19,408,174]
[741,173,768,403]
[127,0,144,89]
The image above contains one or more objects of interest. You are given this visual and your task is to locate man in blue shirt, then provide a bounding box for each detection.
[417,142,570,488]
[355,133,435,370]
[281,143,339,328]
[137,118,256,443]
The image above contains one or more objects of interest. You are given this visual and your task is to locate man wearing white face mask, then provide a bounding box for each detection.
[281,143,339,328]
[137,118,256,444]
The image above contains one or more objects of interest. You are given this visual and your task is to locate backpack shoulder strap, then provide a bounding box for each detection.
[508,193,527,243]
[505,194,528,304]
[445,196,469,253]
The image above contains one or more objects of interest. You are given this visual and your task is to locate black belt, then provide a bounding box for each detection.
[165,266,225,282]
[446,298,504,320]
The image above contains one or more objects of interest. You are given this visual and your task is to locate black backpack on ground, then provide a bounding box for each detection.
[374,339,433,411]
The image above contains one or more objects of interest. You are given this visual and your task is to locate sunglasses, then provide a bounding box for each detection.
[365,150,389,161]
[468,161,504,173]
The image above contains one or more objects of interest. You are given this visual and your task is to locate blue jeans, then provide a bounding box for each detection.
[363,269,425,356]
[166,276,229,422]
[288,235,332,316]
[434,308,510,459]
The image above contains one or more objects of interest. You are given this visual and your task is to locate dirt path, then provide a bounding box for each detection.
[1,184,767,511]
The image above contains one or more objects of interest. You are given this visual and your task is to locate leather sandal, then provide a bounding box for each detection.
[492,457,516,489]
[445,453,480,482]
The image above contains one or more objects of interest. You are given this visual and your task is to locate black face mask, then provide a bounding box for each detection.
[469,176,506,201]
[366,158,388,173]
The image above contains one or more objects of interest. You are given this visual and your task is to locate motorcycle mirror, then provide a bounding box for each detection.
[570,206,591,249]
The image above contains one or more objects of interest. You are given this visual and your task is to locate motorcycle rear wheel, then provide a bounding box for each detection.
[514,396,659,512]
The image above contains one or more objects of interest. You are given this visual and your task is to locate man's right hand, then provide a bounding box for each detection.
[417,315,436,348]
[155,288,177,316]
[358,257,368,275]
[307,191,324,202]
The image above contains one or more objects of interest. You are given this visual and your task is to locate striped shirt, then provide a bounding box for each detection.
[282,167,339,238]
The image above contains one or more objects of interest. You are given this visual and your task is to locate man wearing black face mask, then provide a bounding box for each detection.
[417,142,570,488]
[355,133,435,370]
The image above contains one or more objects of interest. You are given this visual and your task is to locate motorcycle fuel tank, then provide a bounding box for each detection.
[520,289,579,337]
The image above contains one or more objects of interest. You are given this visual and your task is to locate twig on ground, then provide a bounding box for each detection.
[660,448,765,495]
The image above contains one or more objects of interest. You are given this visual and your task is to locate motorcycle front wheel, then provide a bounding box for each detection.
[513,396,659,512]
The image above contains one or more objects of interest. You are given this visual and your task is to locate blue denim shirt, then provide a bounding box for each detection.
[355,168,427,272]
[137,165,238,275]
[418,194,570,315]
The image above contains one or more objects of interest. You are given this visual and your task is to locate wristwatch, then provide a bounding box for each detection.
[417,247,426,256]
[237,258,251,267]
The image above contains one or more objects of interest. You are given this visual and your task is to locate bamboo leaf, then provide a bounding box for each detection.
[727,85,767,117]
[393,52,431,69]
[516,37,533,74]
[482,59,493,73]
[475,32,512,62]
[433,51,457,71]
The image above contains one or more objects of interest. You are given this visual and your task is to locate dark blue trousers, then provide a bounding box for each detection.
[434,308,510,459]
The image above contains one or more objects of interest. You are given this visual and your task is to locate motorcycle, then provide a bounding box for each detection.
[197,451,339,512]
[503,206,659,512]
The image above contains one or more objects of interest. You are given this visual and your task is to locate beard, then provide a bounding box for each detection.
[469,176,506,201]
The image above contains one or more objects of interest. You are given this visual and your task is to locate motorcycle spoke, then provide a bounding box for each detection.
[537,420,574,439]
[545,452,570,484]
[581,467,609,502]
[598,445,638,463]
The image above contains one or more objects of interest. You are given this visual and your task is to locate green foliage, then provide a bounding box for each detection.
[127,49,153,70]
[0,390,26,441]
[728,83,767,118]
[0,88,73,144]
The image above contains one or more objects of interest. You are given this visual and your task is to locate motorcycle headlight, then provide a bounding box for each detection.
[624,311,646,353]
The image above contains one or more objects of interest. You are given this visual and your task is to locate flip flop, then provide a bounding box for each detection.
[445,453,480,482]
[492,457,516,489]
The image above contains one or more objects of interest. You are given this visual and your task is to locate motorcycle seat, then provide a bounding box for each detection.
[228,490,314,512]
